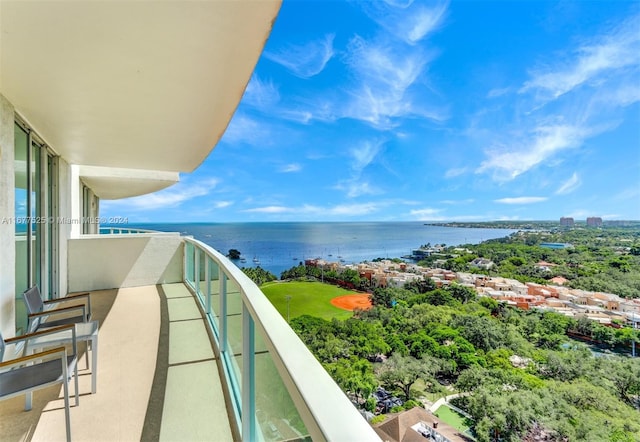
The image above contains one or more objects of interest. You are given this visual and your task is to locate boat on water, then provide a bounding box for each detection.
[253,256,260,264]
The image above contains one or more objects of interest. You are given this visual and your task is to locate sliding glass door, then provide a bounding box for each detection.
[14,121,58,333]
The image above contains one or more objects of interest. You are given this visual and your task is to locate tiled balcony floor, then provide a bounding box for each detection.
[0,284,234,441]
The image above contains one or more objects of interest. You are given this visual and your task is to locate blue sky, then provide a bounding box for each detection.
[103,0,640,223]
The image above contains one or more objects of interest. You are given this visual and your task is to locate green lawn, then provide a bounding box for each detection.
[434,404,474,435]
[260,281,358,321]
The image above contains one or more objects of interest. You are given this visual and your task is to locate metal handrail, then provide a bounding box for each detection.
[99,227,160,235]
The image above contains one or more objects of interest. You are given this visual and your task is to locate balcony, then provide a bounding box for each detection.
[1,232,380,441]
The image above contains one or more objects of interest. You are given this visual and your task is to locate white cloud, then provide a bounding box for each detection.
[444,167,468,178]
[350,140,384,172]
[520,14,640,102]
[330,140,386,198]
[475,16,639,185]
[555,172,581,195]
[486,87,511,98]
[265,34,335,78]
[280,163,301,173]
[102,178,219,211]
[279,109,314,124]
[221,113,271,146]
[336,181,380,198]
[494,196,547,204]
[361,0,448,45]
[243,202,381,217]
[591,81,640,109]
[213,201,233,209]
[243,75,280,110]
[245,206,292,214]
[326,203,381,216]
[567,209,589,219]
[477,123,591,181]
[409,207,442,219]
[342,36,446,128]
[440,199,475,205]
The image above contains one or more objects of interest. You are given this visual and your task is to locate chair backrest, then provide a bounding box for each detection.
[23,286,45,333]
[23,286,44,315]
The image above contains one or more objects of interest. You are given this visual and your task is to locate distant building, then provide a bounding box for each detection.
[470,258,495,270]
[560,217,574,227]
[586,217,603,227]
[373,407,469,442]
[411,248,431,259]
[549,276,568,286]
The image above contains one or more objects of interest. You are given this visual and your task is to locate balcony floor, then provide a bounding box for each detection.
[0,284,235,441]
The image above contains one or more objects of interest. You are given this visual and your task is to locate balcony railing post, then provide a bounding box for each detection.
[194,247,200,297]
[241,303,256,442]
[183,241,187,284]
[219,272,227,353]
[205,259,211,315]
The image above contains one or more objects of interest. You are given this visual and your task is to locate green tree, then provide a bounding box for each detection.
[447,283,478,303]
[324,356,377,403]
[376,354,428,400]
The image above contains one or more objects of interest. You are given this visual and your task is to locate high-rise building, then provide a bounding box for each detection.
[586,217,603,227]
[560,217,575,227]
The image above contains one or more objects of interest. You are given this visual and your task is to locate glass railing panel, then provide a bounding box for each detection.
[225,285,243,360]
[182,237,381,442]
[99,227,159,234]
[197,247,206,300]
[185,241,195,287]
[221,275,244,423]
[207,260,221,330]
[254,333,311,441]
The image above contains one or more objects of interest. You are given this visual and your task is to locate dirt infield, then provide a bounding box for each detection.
[330,293,372,311]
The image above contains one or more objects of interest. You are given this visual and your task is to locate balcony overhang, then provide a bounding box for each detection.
[1,1,280,178]
[78,165,179,200]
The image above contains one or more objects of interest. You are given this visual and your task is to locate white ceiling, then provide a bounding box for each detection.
[1,0,280,197]
[78,165,179,200]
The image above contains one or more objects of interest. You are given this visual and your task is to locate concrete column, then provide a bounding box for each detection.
[58,157,71,296]
[0,94,16,337]
[69,164,81,238]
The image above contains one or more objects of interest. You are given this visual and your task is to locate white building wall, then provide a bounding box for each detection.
[0,95,16,338]
[57,157,72,297]
[69,164,82,238]
[68,234,184,292]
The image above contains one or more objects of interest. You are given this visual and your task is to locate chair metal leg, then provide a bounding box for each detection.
[62,358,72,442]
[91,334,98,394]
[85,340,90,369]
[73,363,79,406]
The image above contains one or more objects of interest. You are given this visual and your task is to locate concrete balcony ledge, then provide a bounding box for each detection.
[0,283,234,441]
[67,235,184,293]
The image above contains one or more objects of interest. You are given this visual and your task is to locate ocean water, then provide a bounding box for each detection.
[129,222,514,277]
